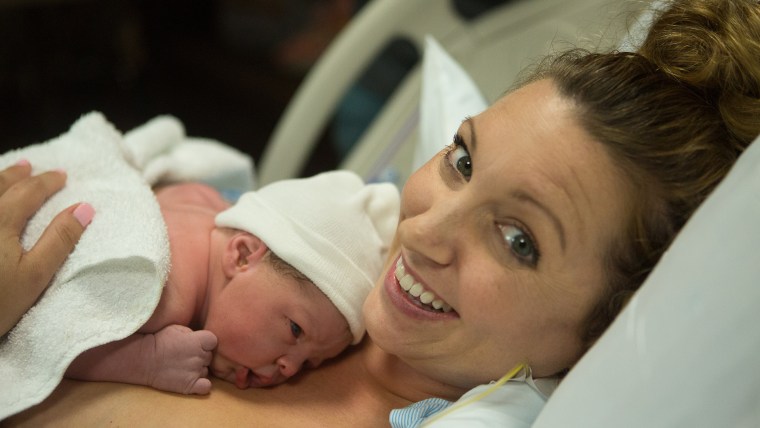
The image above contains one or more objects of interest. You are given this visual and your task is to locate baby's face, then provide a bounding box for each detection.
[204,262,352,388]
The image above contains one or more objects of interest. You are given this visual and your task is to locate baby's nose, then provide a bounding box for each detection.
[276,355,306,378]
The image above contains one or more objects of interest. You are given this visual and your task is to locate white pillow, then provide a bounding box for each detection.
[532,134,760,428]
[416,37,487,170]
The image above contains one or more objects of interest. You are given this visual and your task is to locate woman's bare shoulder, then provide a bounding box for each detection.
[6,346,397,427]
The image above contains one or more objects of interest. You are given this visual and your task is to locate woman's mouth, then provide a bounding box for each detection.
[391,257,457,316]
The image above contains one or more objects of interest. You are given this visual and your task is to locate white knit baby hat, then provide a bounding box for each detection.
[215,170,400,343]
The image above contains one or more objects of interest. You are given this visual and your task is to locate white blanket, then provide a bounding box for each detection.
[0,112,169,420]
[122,114,256,192]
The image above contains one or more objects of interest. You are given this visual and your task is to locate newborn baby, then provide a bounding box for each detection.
[66,170,399,393]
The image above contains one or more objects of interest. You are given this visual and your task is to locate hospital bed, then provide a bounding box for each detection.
[2,0,757,425]
[257,0,646,187]
[258,0,760,426]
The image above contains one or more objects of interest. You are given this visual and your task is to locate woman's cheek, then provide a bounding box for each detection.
[401,163,435,219]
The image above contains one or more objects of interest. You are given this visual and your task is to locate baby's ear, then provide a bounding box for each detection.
[222,232,268,278]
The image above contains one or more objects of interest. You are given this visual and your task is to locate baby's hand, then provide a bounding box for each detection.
[148,324,218,395]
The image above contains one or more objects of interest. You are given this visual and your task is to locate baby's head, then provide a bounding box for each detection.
[206,171,399,388]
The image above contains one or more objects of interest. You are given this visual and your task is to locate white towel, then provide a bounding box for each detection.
[0,112,170,420]
[122,115,256,193]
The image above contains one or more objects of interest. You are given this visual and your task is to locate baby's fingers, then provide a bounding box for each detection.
[195,330,218,352]
[188,377,212,395]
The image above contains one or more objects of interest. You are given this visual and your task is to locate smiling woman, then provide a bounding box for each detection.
[364,79,633,387]
[6,0,760,426]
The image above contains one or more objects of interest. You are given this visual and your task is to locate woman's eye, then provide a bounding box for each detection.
[446,134,472,180]
[289,320,303,338]
[499,224,540,266]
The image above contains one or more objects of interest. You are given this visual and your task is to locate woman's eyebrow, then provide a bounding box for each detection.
[463,116,478,152]
[513,190,567,253]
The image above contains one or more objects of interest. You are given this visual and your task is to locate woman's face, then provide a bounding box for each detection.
[363,79,632,387]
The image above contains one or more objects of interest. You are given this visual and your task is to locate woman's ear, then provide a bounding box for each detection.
[221,232,268,278]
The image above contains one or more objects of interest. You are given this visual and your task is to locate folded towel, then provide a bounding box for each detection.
[0,112,170,420]
[122,115,256,194]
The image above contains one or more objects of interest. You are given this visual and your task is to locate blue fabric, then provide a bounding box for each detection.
[390,397,453,428]
[217,187,244,204]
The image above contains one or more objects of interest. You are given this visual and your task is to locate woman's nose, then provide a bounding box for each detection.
[398,198,461,266]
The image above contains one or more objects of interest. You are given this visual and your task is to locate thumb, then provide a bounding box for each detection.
[196,330,218,352]
[24,203,94,284]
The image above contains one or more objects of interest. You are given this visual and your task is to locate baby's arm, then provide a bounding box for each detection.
[65,324,217,395]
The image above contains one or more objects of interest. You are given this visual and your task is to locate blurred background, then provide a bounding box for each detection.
[0,0,365,173]
[0,0,509,175]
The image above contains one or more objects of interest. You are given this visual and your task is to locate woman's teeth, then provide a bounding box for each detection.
[395,259,452,312]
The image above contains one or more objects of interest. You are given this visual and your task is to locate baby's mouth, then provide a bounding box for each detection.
[235,366,278,388]
[394,258,453,313]
[235,366,253,389]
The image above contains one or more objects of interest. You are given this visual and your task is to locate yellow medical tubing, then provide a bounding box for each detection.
[421,363,527,426]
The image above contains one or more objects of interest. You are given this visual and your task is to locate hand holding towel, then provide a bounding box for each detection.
[0,112,170,420]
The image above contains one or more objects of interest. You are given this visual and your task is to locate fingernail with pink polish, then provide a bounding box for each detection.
[15,159,30,167]
[73,203,95,227]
